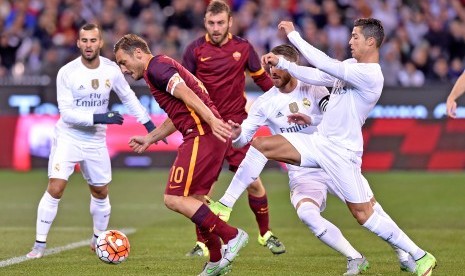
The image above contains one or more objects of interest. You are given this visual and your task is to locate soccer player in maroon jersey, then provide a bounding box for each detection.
[114,33,248,275]
[182,0,285,257]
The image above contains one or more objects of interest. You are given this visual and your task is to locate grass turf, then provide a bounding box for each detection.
[0,169,463,275]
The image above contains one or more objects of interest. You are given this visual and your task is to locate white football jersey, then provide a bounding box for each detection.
[55,56,151,145]
[279,31,384,152]
[234,79,329,180]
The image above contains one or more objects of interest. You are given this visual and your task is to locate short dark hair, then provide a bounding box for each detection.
[79,23,102,39]
[114,34,151,55]
[271,44,299,63]
[206,0,231,17]
[354,18,384,48]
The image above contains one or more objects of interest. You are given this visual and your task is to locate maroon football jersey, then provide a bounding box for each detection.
[144,55,221,138]
[182,33,273,123]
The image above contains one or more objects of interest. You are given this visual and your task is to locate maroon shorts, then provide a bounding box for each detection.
[224,143,250,172]
[165,132,230,196]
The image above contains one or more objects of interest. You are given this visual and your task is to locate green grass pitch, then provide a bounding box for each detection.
[0,169,464,275]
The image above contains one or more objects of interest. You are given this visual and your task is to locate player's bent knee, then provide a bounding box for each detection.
[246,179,265,195]
[163,194,188,213]
[296,201,325,235]
[250,137,272,155]
[347,202,373,225]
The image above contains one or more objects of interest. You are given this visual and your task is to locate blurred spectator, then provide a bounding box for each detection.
[0,32,22,73]
[380,40,402,86]
[449,57,464,83]
[428,56,450,83]
[0,0,465,86]
[447,19,465,61]
[398,60,425,87]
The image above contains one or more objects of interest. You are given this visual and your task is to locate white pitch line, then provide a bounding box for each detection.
[0,228,136,268]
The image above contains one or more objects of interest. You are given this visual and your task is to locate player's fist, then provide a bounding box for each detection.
[261,52,279,67]
[93,111,124,125]
[129,135,150,153]
[278,21,295,35]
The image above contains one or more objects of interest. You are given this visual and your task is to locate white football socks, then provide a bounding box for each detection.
[36,191,60,242]
[373,202,410,261]
[90,195,111,238]
[297,202,362,259]
[362,210,425,260]
[219,146,267,208]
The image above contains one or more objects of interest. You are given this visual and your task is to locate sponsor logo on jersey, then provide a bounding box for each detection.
[233,51,241,61]
[105,79,111,88]
[91,79,99,90]
[200,56,211,62]
[289,102,299,113]
[78,85,85,90]
[276,112,284,118]
[279,124,309,133]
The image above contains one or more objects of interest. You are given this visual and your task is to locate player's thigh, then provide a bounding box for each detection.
[166,134,229,196]
[279,132,320,167]
[48,137,81,180]
[252,134,302,165]
[80,146,111,186]
[290,171,329,212]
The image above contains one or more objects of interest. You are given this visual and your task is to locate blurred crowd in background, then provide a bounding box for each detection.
[1,0,465,87]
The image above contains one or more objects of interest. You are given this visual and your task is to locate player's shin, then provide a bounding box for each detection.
[219,146,268,208]
[90,195,111,238]
[372,202,411,262]
[362,211,426,260]
[297,202,362,259]
[36,191,60,242]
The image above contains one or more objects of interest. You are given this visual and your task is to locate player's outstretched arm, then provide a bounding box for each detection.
[277,21,296,35]
[93,111,124,125]
[172,82,231,142]
[446,71,465,118]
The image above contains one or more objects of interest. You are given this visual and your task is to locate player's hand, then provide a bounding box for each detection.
[128,135,152,153]
[278,21,296,35]
[287,113,311,125]
[446,97,457,118]
[227,120,242,140]
[209,117,231,142]
[93,111,124,125]
[261,52,279,67]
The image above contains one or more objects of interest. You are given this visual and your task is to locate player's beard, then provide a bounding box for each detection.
[82,49,99,63]
[209,31,228,46]
[273,73,292,89]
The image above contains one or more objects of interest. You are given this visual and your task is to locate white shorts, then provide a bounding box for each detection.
[281,132,373,203]
[289,167,345,212]
[48,135,111,186]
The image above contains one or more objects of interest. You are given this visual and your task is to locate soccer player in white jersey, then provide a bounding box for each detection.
[232,19,437,276]
[26,23,158,259]
[209,44,416,275]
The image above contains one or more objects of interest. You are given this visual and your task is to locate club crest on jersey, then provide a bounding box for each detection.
[91,79,99,90]
[289,102,299,113]
[54,163,60,172]
[303,98,311,108]
[233,51,241,61]
[105,79,111,88]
